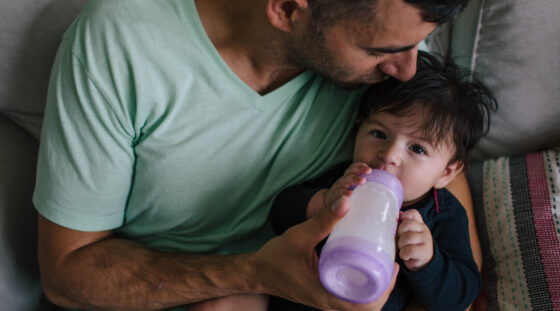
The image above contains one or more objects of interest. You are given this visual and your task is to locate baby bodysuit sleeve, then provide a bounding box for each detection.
[269,162,349,234]
[401,190,482,310]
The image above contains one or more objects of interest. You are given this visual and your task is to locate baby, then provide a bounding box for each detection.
[193,51,497,310]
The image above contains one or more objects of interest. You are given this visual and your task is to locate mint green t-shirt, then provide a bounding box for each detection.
[34,0,363,255]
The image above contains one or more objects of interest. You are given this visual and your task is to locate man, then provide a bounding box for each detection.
[35,0,473,310]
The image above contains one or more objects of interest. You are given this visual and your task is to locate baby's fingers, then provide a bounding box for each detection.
[399,209,423,223]
[398,243,432,271]
[332,187,352,199]
[396,231,426,250]
[397,218,425,236]
[344,162,372,176]
[398,244,423,261]
[338,174,367,189]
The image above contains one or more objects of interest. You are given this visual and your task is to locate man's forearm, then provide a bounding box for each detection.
[445,172,483,270]
[40,198,397,311]
[39,218,259,310]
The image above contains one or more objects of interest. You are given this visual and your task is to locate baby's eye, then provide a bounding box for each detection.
[409,145,426,155]
[370,130,386,139]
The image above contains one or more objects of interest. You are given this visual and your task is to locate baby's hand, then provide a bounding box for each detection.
[324,162,371,208]
[396,209,433,272]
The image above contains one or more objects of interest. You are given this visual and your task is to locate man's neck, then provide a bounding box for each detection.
[195,0,305,95]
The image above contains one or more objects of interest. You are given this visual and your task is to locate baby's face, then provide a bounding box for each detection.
[353,112,461,203]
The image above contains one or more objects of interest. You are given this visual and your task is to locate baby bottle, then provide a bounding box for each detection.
[318,169,403,303]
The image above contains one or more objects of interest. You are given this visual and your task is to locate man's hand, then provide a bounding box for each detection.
[253,196,398,310]
[397,209,433,272]
[324,162,371,208]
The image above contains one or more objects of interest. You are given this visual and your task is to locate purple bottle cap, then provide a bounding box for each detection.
[363,169,403,208]
[319,237,395,304]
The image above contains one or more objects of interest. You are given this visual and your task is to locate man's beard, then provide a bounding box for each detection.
[283,21,384,90]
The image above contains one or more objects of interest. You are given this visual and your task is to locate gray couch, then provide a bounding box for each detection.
[1,0,558,310]
[1,1,88,309]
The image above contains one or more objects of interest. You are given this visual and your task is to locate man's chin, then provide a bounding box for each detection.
[331,77,389,90]
[331,80,366,90]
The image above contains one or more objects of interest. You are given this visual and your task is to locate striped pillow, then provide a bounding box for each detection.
[468,148,560,311]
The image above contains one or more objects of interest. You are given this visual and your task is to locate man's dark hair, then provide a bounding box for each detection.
[308,0,470,28]
[358,51,498,165]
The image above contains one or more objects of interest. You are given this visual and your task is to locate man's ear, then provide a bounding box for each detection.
[266,0,309,32]
[434,160,464,189]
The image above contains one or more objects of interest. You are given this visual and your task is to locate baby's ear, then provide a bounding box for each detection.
[434,160,464,189]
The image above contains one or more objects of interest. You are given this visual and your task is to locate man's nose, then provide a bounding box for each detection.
[378,46,418,82]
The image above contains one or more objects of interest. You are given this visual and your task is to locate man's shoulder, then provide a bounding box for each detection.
[81,0,178,19]
[68,0,190,39]
[64,0,199,63]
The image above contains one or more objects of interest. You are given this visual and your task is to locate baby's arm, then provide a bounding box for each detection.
[400,193,481,310]
[270,162,369,235]
[306,163,371,218]
[188,294,268,311]
[397,209,434,271]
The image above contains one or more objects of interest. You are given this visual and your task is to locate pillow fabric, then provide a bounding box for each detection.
[0,0,89,140]
[468,148,560,310]
[0,116,43,309]
[426,0,560,161]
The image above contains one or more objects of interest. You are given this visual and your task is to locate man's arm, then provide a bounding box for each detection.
[38,215,257,310]
[38,197,397,311]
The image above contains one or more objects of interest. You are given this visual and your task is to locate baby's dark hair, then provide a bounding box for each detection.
[358,51,497,166]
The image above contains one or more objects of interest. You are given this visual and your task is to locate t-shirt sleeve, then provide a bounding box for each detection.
[33,36,136,232]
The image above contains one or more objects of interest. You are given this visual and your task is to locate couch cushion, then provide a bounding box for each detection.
[0,115,44,310]
[468,149,560,310]
[427,0,560,160]
[0,0,88,140]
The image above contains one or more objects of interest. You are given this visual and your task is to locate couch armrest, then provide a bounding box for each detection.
[0,114,45,310]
